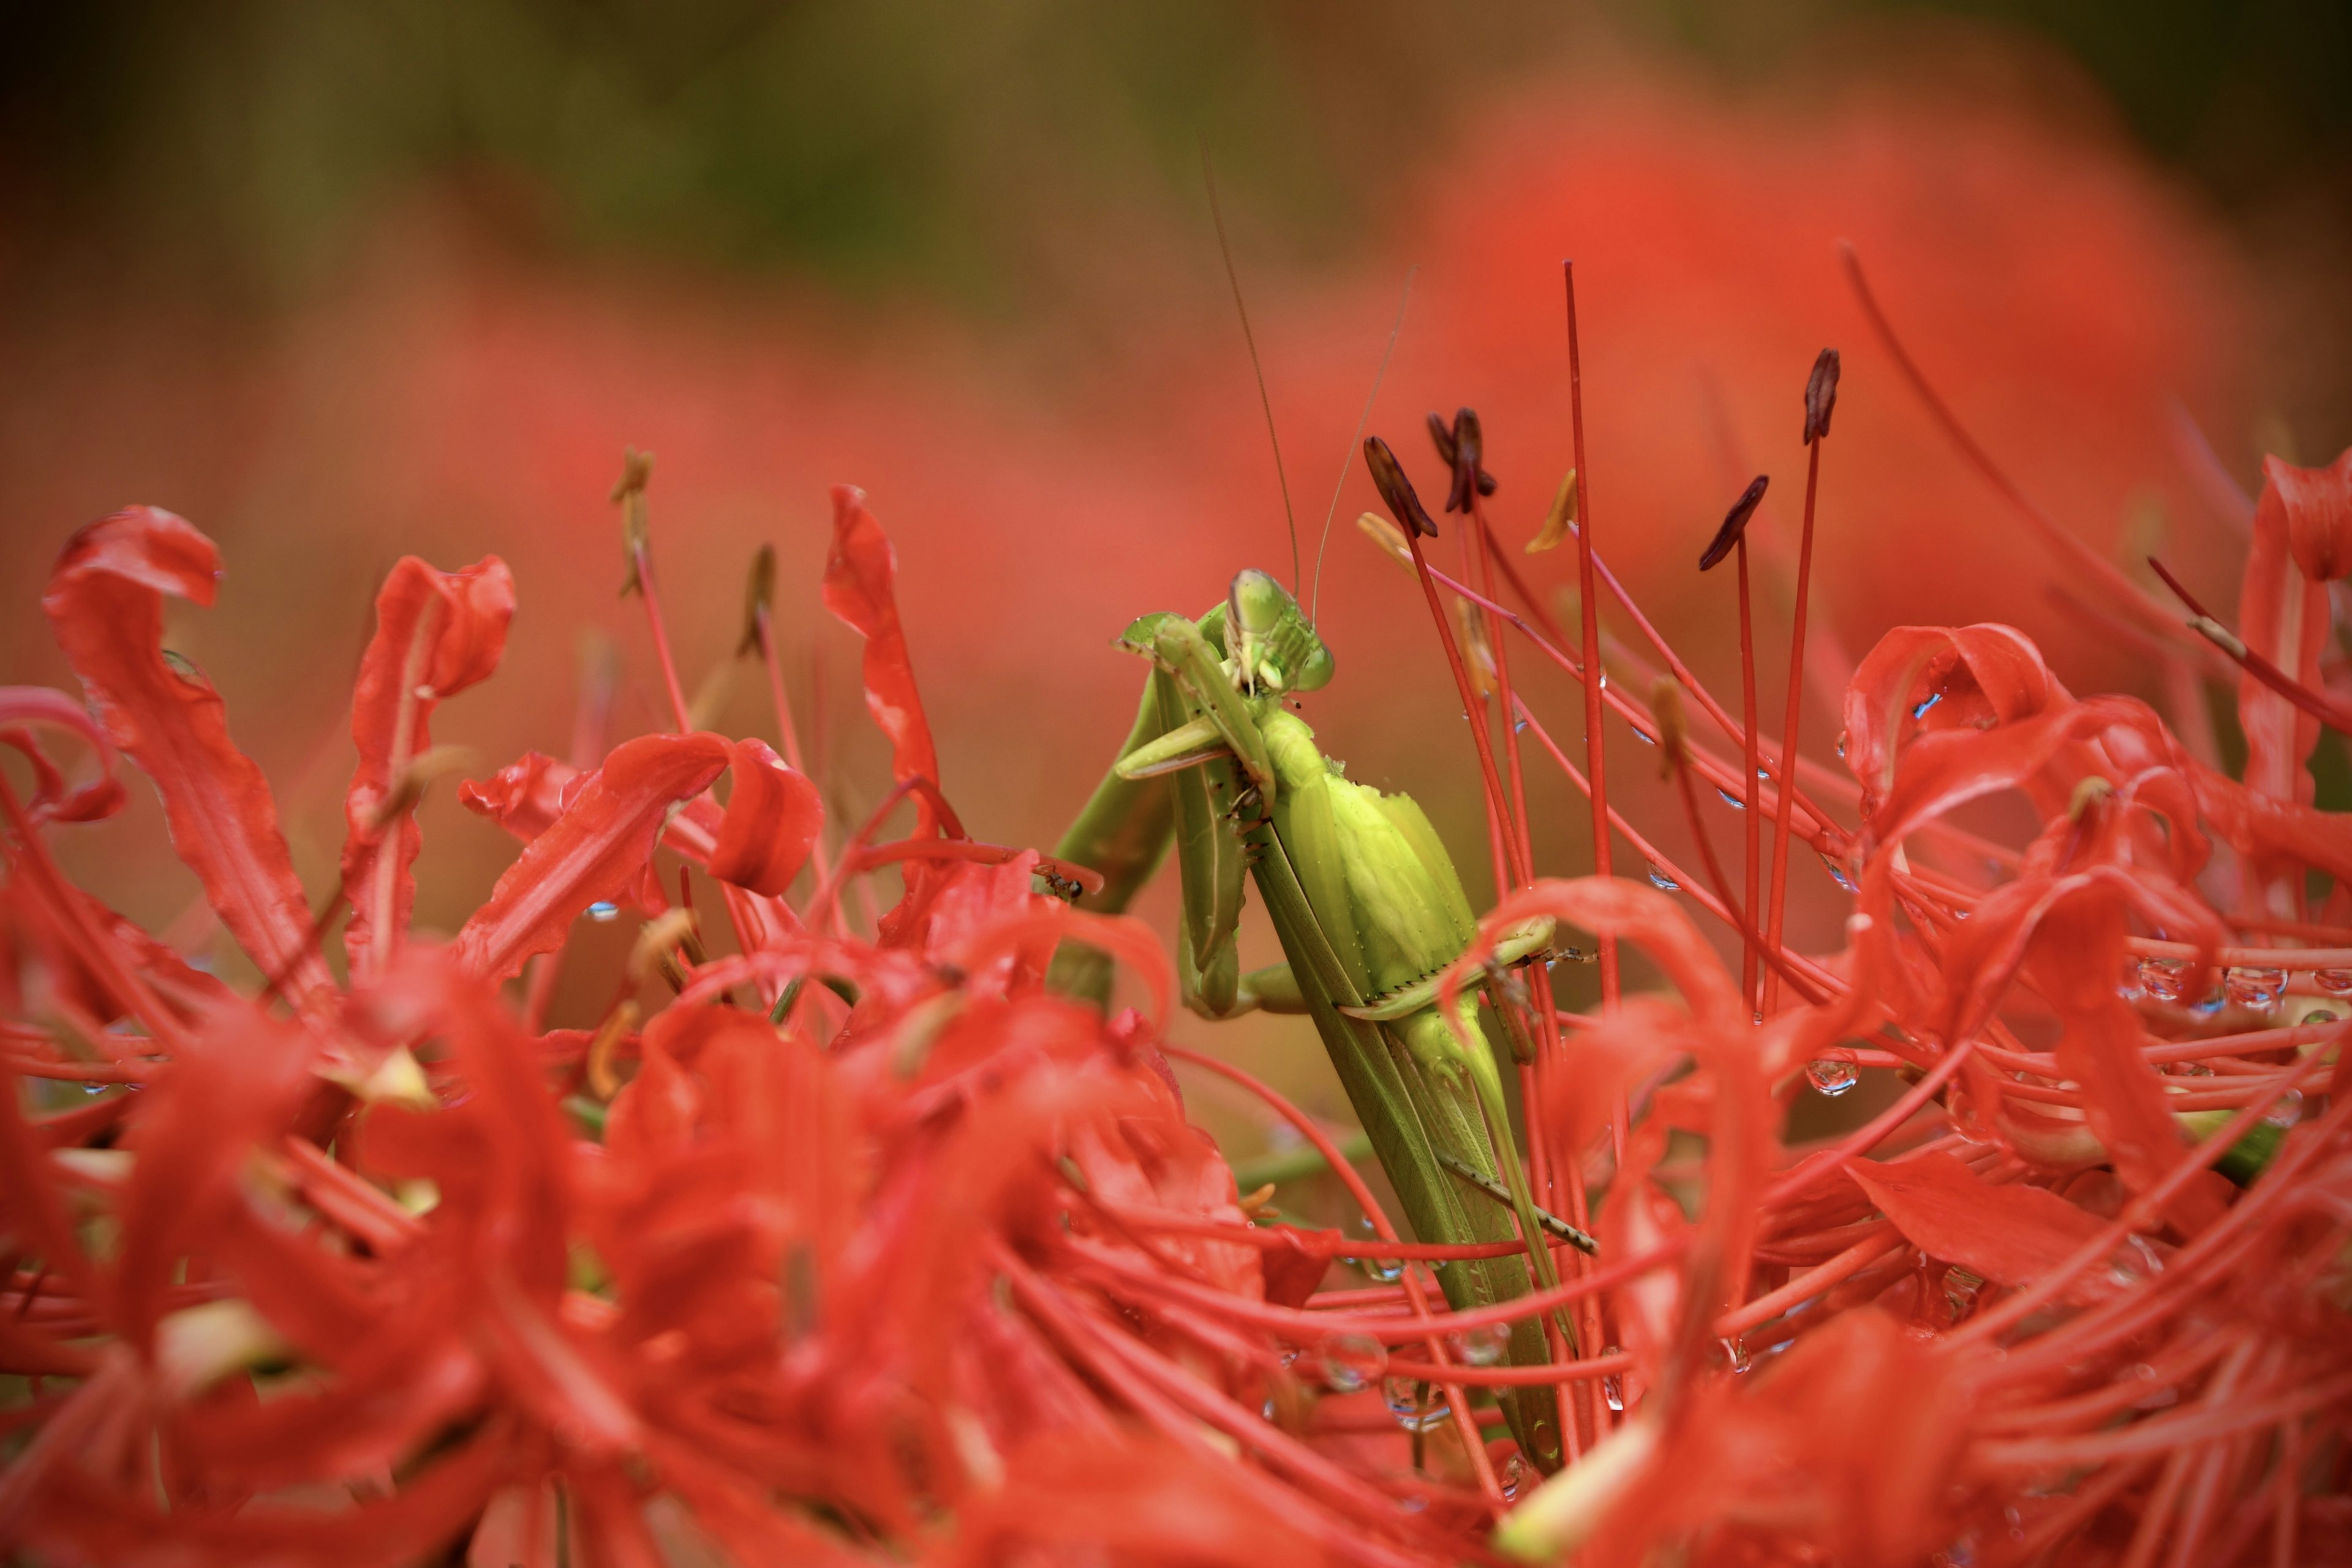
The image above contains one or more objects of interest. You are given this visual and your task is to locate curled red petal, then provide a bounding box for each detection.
[2234,454,2339,921]
[450,733,729,981]
[2191,756,2352,888]
[821,484,947,840]
[0,686,123,823]
[1842,622,2063,810]
[2030,886,2224,1234]
[2271,448,2352,587]
[458,751,578,843]
[340,556,515,976]
[1847,1150,2114,1304]
[41,507,327,998]
[707,737,823,897]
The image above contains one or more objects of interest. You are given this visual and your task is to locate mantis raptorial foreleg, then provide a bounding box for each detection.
[1051,568,1585,1472]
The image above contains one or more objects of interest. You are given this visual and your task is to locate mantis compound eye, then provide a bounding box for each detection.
[1293,641,1335,693]
[1227,568,1291,635]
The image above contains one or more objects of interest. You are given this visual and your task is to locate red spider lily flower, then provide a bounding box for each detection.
[0,492,1333,1568]
[7,322,2351,1568]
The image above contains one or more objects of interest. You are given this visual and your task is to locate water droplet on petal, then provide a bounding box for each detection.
[2265,1089,2304,1128]
[1912,692,1943,720]
[1716,786,1746,811]
[1383,1376,1449,1431]
[1632,726,1656,746]
[2314,967,2352,997]
[587,901,620,922]
[1805,1049,1860,1097]
[1362,1256,1403,1284]
[1318,1333,1386,1394]
[1834,729,1849,760]
[2116,963,2144,1001]
[2136,957,2188,1002]
[1645,862,1680,892]
[1453,1323,1510,1366]
[2223,965,2286,1010]
[1717,1336,1751,1374]
[1819,851,1857,893]
[1499,1453,1530,1500]
[1602,1346,1625,1411]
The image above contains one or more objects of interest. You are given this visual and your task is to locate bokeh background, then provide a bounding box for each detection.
[4,0,2346,1166]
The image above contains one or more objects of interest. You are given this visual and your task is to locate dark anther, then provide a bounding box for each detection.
[1698,475,1770,571]
[1425,407,1497,513]
[1363,436,1439,538]
[1803,348,1842,445]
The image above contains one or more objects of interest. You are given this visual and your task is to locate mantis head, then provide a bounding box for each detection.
[1226,568,1334,696]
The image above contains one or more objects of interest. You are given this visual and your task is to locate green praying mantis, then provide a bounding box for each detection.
[1049,500,1589,1472]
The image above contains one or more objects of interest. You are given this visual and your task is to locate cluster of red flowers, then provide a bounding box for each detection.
[2,370,2350,1564]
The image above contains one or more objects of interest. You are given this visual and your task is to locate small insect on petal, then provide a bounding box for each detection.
[1803,347,1842,444]
[1364,435,1439,538]
[1697,474,1770,571]
[1526,469,1578,554]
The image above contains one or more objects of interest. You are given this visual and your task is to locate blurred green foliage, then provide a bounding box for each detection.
[2,0,2341,308]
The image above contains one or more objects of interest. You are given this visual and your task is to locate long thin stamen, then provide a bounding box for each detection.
[614,450,693,732]
[1841,243,2220,665]
[1562,263,1619,1019]
[1763,421,1825,1012]
[1736,533,1762,1014]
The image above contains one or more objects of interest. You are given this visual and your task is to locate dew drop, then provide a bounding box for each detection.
[1942,1266,1983,1317]
[1596,669,1608,690]
[1632,726,1656,746]
[2264,1089,2304,1129]
[1382,1377,1449,1431]
[2315,967,2352,997]
[1819,851,1857,893]
[2304,1008,2339,1024]
[2106,1234,2165,1287]
[1318,1333,1387,1394]
[587,901,620,923]
[1805,1049,1860,1098]
[1912,692,1943,720]
[1602,1346,1625,1411]
[1499,1453,1531,1501]
[1261,1398,1277,1421]
[1716,786,1747,811]
[1454,1322,1510,1367]
[1645,862,1681,892]
[2116,963,2144,1001]
[1834,729,1849,760]
[1362,1256,1404,1284]
[1717,1336,1751,1374]
[2136,957,2188,1003]
[2223,965,2286,1010]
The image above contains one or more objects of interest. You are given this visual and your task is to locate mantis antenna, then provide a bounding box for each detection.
[1201,144,1301,597]
[1309,265,1415,625]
